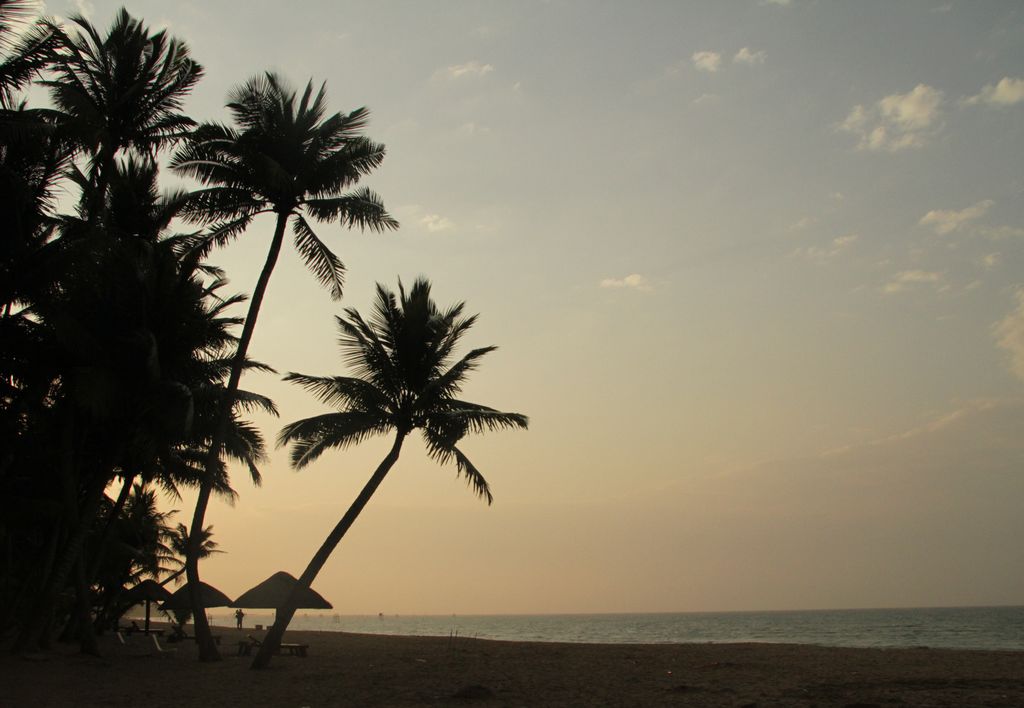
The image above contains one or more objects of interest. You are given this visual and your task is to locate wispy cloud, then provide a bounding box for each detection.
[692,51,722,73]
[458,121,490,135]
[600,274,652,291]
[977,225,1024,240]
[442,60,494,80]
[420,214,454,232]
[882,270,943,294]
[839,84,944,151]
[962,77,1024,108]
[789,216,817,231]
[919,199,994,235]
[733,47,766,65]
[760,0,792,6]
[790,234,858,263]
[72,0,95,18]
[995,290,1024,382]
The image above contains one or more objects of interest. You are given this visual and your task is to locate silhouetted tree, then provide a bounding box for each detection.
[251,278,527,669]
[171,72,397,660]
[42,8,201,223]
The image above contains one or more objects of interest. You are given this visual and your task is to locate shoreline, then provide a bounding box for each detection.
[6,624,1024,706]
[194,605,1024,653]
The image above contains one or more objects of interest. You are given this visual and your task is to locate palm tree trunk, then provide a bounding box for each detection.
[72,557,100,656]
[186,210,290,662]
[86,473,135,583]
[84,143,116,228]
[11,414,105,654]
[251,431,406,670]
[159,567,185,586]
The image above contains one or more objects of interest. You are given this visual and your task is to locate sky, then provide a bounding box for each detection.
[36,0,1024,614]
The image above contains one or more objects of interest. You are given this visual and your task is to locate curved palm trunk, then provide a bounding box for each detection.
[186,211,289,661]
[251,432,406,670]
[86,473,136,583]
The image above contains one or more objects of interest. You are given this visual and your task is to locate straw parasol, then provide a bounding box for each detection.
[230,571,332,614]
[158,581,233,612]
[123,579,173,632]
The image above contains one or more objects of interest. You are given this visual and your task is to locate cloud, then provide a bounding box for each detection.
[443,60,494,80]
[982,253,1000,269]
[457,121,490,135]
[692,51,722,73]
[692,92,720,106]
[789,216,816,231]
[995,290,1024,382]
[759,0,792,6]
[669,398,1024,609]
[790,233,858,263]
[919,199,994,235]
[963,77,1024,108]
[71,0,94,18]
[600,274,652,291]
[839,84,944,151]
[420,214,454,233]
[733,47,767,65]
[882,270,943,294]
[977,225,1024,240]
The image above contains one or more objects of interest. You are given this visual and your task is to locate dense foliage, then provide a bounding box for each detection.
[1,3,523,668]
[0,5,274,655]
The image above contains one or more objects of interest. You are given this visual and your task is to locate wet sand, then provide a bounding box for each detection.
[4,624,1024,707]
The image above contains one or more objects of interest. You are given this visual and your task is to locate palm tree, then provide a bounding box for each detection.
[0,0,59,109]
[171,72,398,660]
[161,522,222,586]
[42,8,202,223]
[250,278,527,669]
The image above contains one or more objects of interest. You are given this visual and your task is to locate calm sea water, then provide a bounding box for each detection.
[211,606,1024,651]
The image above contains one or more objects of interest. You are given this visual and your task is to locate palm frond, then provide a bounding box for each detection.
[292,214,345,300]
[277,411,390,468]
[282,372,390,413]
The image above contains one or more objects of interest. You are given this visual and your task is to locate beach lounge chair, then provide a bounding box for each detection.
[150,634,177,656]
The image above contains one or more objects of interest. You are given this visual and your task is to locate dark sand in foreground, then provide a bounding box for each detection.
[4,625,1024,707]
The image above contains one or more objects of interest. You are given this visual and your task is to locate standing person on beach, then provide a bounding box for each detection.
[235,609,245,629]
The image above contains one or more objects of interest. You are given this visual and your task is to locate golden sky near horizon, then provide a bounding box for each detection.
[45,0,1024,614]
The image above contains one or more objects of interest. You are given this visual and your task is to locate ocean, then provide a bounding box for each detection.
[210,606,1024,651]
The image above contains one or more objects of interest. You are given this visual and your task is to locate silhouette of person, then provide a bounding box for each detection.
[235,608,245,629]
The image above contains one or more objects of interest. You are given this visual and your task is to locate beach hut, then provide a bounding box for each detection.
[231,571,333,618]
[123,579,173,633]
[158,581,233,611]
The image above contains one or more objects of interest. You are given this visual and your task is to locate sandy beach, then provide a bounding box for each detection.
[4,625,1024,707]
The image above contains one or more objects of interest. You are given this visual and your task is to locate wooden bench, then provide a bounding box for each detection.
[169,633,221,645]
[238,636,308,657]
[280,643,308,657]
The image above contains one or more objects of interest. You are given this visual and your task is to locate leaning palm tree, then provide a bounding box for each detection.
[250,278,527,669]
[171,72,397,660]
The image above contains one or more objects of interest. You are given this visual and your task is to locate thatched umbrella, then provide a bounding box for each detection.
[123,579,173,632]
[158,581,233,612]
[231,571,332,618]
